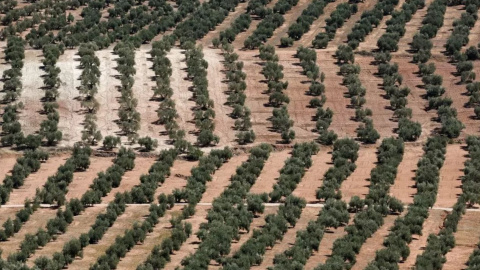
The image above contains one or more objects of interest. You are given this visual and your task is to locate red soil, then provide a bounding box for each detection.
[292,147,333,203]
[27,205,108,266]
[6,155,68,205]
[102,157,157,203]
[390,143,423,205]
[65,156,114,201]
[340,146,378,203]
[351,214,399,270]
[67,205,150,270]
[201,154,249,203]
[249,150,291,194]
[399,209,448,269]
[154,159,198,199]
[251,207,319,269]
[443,211,480,270]
[435,144,467,208]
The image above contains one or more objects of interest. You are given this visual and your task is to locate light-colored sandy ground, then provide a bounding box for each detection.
[154,159,198,199]
[0,156,18,181]
[249,150,291,194]
[340,146,377,202]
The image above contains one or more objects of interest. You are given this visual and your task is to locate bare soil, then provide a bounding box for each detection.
[27,205,107,266]
[66,205,149,270]
[6,155,68,205]
[267,0,311,47]
[201,154,249,203]
[0,156,18,181]
[102,157,157,203]
[65,156,114,201]
[435,144,467,208]
[399,209,448,269]
[251,207,319,269]
[249,150,291,194]
[464,9,480,50]
[292,147,332,203]
[395,0,433,55]
[430,5,463,55]
[351,214,399,270]
[154,159,198,199]
[390,143,423,204]
[443,211,480,270]
[340,146,377,202]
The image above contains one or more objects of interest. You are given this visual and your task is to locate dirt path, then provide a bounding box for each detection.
[328,0,378,48]
[351,214,399,270]
[168,48,197,144]
[399,209,448,269]
[340,146,377,203]
[198,1,249,47]
[464,9,480,50]
[266,0,311,47]
[277,50,317,142]
[1,208,57,259]
[430,5,464,56]
[292,147,332,203]
[356,0,406,52]
[357,54,397,139]
[201,154,249,203]
[6,155,68,205]
[304,215,351,269]
[66,205,149,270]
[96,50,122,142]
[154,159,198,199]
[26,205,107,266]
[250,207,319,269]
[443,211,480,270]
[203,48,237,147]
[19,49,44,136]
[394,56,440,141]
[163,205,211,270]
[317,49,357,138]
[134,47,169,145]
[249,150,291,194]
[390,143,422,204]
[435,60,478,138]
[102,157,157,203]
[241,50,280,143]
[396,0,434,55]
[231,0,279,49]
[57,49,83,147]
[434,144,467,208]
[115,205,183,269]
[294,0,349,48]
[65,156,114,201]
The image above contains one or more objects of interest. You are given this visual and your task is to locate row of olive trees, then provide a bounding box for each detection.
[6,144,92,263]
[136,147,233,270]
[78,42,103,145]
[280,0,332,47]
[1,36,27,147]
[366,136,448,269]
[184,43,220,147]
[296,46,338,144]
[114,42,141,142]
[335,45,380,143]
[221,43,256,144]
[414,136,480,268]
[270,138,359,269]
[347,0,399,49]
[259,44,296,143]
[316,137,405,269]
[411,0,465,138]
[374,0,425,142]
[312,2,357,49]
[179,144,273,270]
[244,0,299,49]
[213,13,252,46]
